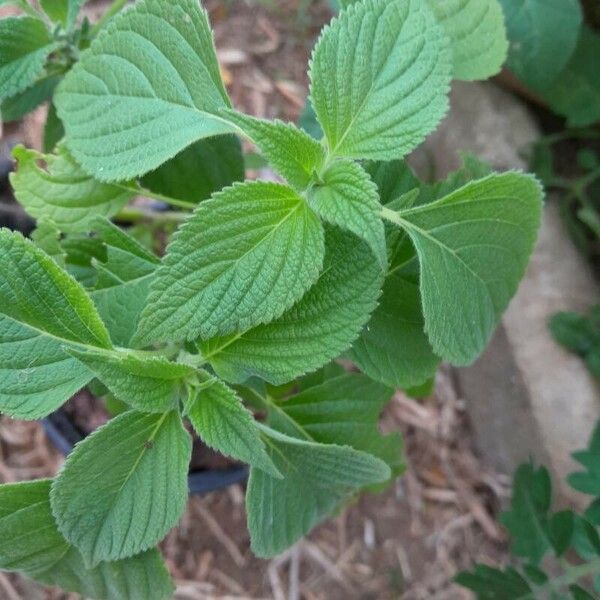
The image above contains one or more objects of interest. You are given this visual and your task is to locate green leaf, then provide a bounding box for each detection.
[427,0,508,81]
[40,0,87,28]
[184,370,280,477]
[348,271,440,389]
[201,226,383,385]
[309,0,451,161]
[141,135,245,204]
[0,16,58,100]
[500,463,552,565]
[307,159,386,269]
[550,310,599,356]
[498,0,582,89]
[43,100,65,152]
[0,74,60,122]
[549,510,575,556]
[268,373,403,478]
[223,110,325,191]
[51,410,191,565]
[569,585,597,600]
[0,229,111,419]
[299,98,322,140]
[31,218,66,265]
[392,172,542,365]
[366,159,419,206]
[246,424,390,557]
[89,218,159,347]
[569,422,600,497]
[55,0,236,181]
[585,498,600,526]
[571,515,600,560]
[135,181,325,345]
[455,564,532,598]
[535,28,600,128]
[0,480,174,600]
[10,145,133,232]
[68,347,195,413]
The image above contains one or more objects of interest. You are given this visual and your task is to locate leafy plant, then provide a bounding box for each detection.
[0,0,544,598]
[456,421,600,599]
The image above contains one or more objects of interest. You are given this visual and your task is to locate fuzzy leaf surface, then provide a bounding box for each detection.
[393,172,542,365]
[308,159,386,268]
[141,135,244,204]
[309,0,451,160]
[184,370,279,476]
[10,145,132,232]
[247,425,390,557]
[68,348,195,413]
[0,74,60,122]
[55,0,236,181]
[0,16,58,100]
[51,410,191,564]
[0,230,111,419]
[498,0,582,88]
[0,480,174,600]
[223,111,325,190]
[201,227,383,385]
[427,0,508,81]
[136,182,325,345]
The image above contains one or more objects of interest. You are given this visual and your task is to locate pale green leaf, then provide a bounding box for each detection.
[498,0,582,88]
[309,0,451,160]
[223,110,325,190]
[0,16,58,100]
[184,370,280,477]
[0,229,111,419]
[55,0,237,181]
[10,145,132,232]
[0,74,60,122]
[31,218,66,266]
[141,135,244,204]
[68,347,195,413]
[201,226,383,385]
[269,373,403,477]
[51,410,191,564]
[41,0,87,28]
[135,181,325,345]
[427,0,508,81]
[392,172,543,364]
[0,480,174,600]
[247,424,390,557]
[308,159,386,268]
[348,271,440,389]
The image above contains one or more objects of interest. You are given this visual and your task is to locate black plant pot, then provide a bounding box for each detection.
[43,410,249,495]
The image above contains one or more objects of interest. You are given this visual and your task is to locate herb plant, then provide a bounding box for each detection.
[457,420,600,599]
[0,0,544,597]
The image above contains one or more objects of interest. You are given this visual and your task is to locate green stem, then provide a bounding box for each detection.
[380,205,407,228]
[117,183,197,211]
[91,0,129,35]
[15,0,41,18]
[115,207,188,224]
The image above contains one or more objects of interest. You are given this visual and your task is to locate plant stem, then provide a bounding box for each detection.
[117,183,197,211]
[91,0,129,35]
[115,207,188,224]
[540,557,600,595]
[380,205,407,228]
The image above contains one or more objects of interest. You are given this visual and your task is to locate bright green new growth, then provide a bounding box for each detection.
[0,0,545,596]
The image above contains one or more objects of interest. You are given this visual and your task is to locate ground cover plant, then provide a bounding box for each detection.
[0,0,544,597]
[457,421,600,598]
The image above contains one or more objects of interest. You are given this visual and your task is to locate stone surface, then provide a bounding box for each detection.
[416,80,600,505]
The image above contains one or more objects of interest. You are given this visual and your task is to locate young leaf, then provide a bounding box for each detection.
[427,0,508,81]
[0,230,111,419]
[454,565,533,598]
[55,0,237,181]
[89,218,159,346]
[307,159,387,268]
[10,145,133,232]
[500,463,552,566]
[268,373,403,477]
[68,347,194,413]
[51,410,191,565]
[348,271,440,390]
[222,110,325,191]
[498,0,582,89]
[41,0,87,29]
[0,480,174,600]
[184,370,280,477]
[201,226,384,385]
[246,425,390,557]
[135,181,325,345]
[309,0,451,161]
[0,16,58,100]
[391,172,542,365]
[141,135,245,204]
